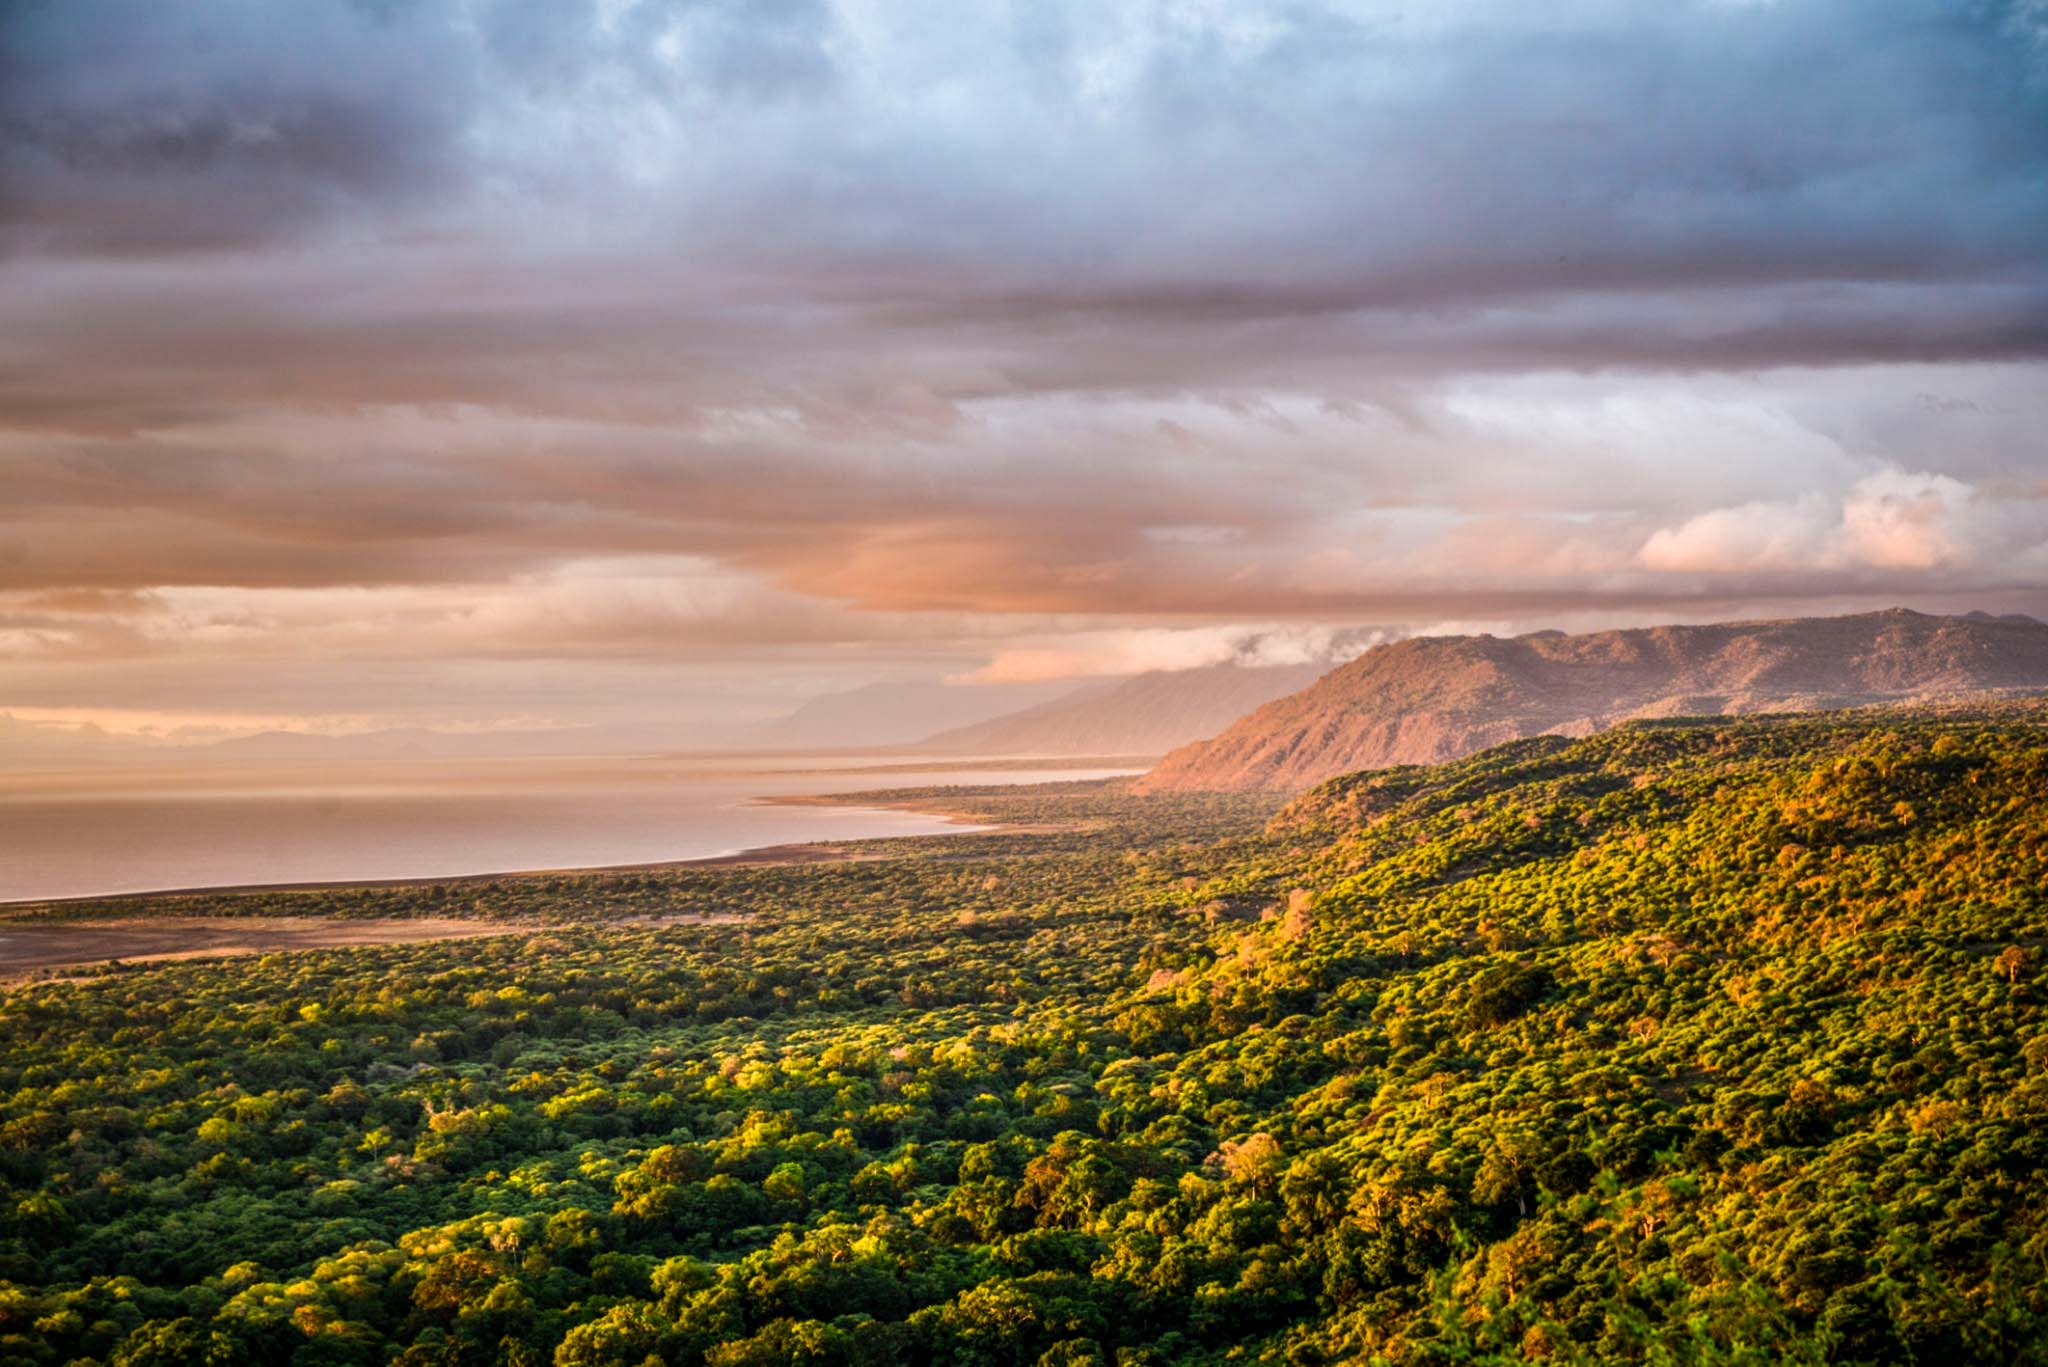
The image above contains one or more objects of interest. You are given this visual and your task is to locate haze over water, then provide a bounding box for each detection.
[0,756,1136,903]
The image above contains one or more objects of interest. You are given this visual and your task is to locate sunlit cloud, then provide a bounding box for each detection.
[1640,470,2048,577]
[957,625,1391,683]
[1,0,2044,736]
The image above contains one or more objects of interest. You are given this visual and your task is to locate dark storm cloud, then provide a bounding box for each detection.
[0,0,482,252]
[5,1,2042,289]
[0,0,848,253]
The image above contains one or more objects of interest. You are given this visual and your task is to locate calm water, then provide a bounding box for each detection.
[0,754,1137,902]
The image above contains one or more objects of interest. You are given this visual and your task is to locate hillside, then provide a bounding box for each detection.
[912,661,1328,755]
[1137,607,2048,791]
[5,705,2047,1362]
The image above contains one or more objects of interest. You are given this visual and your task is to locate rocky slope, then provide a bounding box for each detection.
[1134,608,2048,791]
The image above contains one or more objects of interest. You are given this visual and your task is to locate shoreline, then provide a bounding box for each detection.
[0,791,1072,913]
[750,791,1078,836]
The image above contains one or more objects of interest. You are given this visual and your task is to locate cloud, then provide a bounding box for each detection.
[0,0,482,253]
[2,1,2046,735]
[0,556,1018,665]
[1638,498,1838,574]
[1639,469,2048,576]
[960,624,1391,683]
[6,1,2046,345]
[1837,472,1970,569]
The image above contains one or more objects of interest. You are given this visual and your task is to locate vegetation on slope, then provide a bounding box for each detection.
[1137,608,2048,792]
[2,706,2046,1364]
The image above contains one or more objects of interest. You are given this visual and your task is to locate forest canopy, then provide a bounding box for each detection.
[2,705,2046,1364]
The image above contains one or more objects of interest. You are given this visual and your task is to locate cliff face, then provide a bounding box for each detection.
[1134,609,2048,792]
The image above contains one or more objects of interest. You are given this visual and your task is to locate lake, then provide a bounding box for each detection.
[0,753,1141,903]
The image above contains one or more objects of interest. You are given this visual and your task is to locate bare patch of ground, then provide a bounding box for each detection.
[0,916,533,985]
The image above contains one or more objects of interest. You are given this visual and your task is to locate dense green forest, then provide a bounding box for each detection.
[3,705,2046,1364]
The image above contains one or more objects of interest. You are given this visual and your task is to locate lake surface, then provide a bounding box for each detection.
[0,754,1140,902]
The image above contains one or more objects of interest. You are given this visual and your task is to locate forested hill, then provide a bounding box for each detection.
[3,705,2047,1363]
[1137,607,2048,792]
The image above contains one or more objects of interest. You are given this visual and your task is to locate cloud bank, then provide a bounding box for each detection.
[1,0,2045,734]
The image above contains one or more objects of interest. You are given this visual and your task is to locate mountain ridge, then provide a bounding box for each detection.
[1136,607,2048,792]
[909,661,1330,756]
[743,679,1081,750]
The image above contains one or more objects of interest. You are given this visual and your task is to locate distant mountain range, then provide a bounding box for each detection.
[200,727,613,760]
[908,662,1330,756]
[0,713,124,764]
[750,663,1353,756]
[0,666,1321,768]
[1136,609,2048,792]
[22,609,2043,778]
[743,679,1079,750]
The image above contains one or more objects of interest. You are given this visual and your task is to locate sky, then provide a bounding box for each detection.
[2,0,2046,746]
